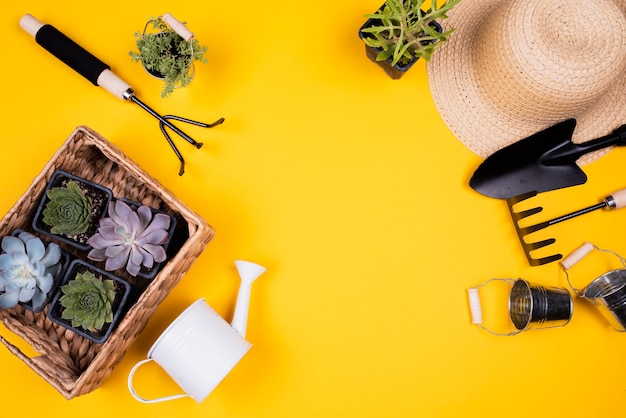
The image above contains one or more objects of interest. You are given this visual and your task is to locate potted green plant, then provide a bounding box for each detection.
[48,259,131,344]
[358,0,461,79]
[87,199,176,279]
[129,15,208,98]
[32,170,113,251]
[0,230,69,312]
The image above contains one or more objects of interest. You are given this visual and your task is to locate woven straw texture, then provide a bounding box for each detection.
[0,126,214,399]
[427,0,626,164]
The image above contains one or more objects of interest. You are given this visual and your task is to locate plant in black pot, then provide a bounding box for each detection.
[359,0,461,79]
[86,199,175,279]
[129,13,208,98]
[48,259,130,344]
[32,170,113,251]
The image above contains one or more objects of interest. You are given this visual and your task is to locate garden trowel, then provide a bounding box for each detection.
[469,119,626,199]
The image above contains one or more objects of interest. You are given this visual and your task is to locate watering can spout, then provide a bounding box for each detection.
[231,260,266,337]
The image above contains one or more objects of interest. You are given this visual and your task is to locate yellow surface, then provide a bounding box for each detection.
[2,1,626,417]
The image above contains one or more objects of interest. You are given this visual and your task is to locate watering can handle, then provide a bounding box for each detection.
[128,359,189,403]
[162,13,194,42]
[561,242,595,270]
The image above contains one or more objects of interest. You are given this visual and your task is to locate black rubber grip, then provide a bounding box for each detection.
[35,24,109,86]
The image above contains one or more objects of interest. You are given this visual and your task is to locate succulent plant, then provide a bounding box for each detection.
[361,0,461,65]
[59,270,115,332]
[129,16,208,98]
[0,232,62,309]
[43,180,94,236]
[87,200,171,277]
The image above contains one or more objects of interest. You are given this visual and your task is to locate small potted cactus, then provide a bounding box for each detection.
[0,231,69,312]
[48,259,130,344]
[87,199,176,279]
[32,171,113,251]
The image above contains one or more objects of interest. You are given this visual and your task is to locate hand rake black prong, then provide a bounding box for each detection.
[157,114,226,176]
[507,189,626,266]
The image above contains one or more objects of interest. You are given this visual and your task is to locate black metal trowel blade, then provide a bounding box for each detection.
[469,119,588,199]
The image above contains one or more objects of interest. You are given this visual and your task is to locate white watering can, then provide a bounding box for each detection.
[128,260,266,403]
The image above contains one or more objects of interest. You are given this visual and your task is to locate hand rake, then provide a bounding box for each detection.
[20,14,224,176]
[507,188,626,266]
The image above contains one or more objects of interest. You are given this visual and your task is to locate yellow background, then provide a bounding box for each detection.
[2,1,626,417]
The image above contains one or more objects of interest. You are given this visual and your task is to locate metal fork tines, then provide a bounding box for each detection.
[507,191,563,266]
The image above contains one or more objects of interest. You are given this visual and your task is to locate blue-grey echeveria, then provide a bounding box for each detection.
[0,232,61,309]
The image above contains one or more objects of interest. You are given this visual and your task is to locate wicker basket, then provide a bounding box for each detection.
[0,126,215,399]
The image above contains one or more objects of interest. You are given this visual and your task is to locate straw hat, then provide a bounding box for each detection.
[427,0,626,164]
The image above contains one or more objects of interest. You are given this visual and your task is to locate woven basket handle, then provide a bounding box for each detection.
[0,334,39,367]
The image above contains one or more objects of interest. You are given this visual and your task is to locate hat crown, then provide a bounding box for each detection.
[474,0,626,125]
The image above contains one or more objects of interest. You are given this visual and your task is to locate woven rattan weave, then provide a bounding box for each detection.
[0,126,214,399]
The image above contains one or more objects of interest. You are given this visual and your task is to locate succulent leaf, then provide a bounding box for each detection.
[43,180,94,236]
[59,271,116,332]
[0,232,62,309]
[87,201,171,277]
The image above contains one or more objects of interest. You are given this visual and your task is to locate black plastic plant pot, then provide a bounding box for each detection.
[32,170,113,251]
[358,5,442,79]
[116,198,177,280]
[47,259,131,344]
[7,229,72,313]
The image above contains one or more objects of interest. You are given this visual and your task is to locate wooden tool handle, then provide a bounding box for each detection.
[561,242,595,270]
[607,188,626,209]
[19,14,44,37]
[467,288,482,325]
[162,13,194,42]
[96,69,132,100]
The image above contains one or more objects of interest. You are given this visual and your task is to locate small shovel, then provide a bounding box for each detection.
[469,119,626,199]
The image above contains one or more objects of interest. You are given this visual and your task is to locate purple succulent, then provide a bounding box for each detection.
[87,200,171,277]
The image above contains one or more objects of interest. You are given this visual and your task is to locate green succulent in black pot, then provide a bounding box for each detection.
[43,180,93,236]
[59,270,115,332]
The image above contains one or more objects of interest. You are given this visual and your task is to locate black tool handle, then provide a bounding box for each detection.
[36,24,108,86]
[20,14,132,99]
[545,120,626,164]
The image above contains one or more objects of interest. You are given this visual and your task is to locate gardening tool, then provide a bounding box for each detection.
[469,119,626,199]
[508,187,626,266]
[19,14,224,176]
[128,260,266,403]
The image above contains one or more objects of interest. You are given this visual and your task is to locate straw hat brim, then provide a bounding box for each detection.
[427,0,626,165]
